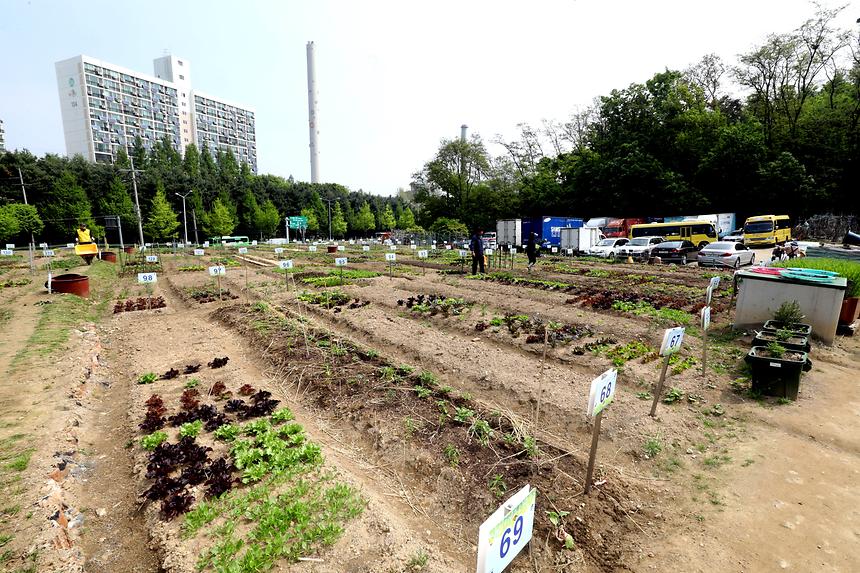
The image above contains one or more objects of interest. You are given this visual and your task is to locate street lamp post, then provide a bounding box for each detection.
[175,191,191,245]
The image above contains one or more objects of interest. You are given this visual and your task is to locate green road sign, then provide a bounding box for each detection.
[288,216,308,230]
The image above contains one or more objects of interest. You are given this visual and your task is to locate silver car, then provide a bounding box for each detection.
[697,241,756,268]
[616,236,664,261]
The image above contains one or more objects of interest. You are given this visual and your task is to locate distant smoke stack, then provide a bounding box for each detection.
[307,41,321,184]
[460,124,468,142]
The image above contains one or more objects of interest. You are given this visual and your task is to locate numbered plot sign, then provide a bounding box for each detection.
[390,245,397,251]
[334,257,348,267]
[445,245,451,250]
[177,243,185,248]
[362,245,370,252]
[418,250,428,259]
[66,243,75,249]
[39,242,48,248]
[238,247,248,254]
[385,253,397,262]
[485,249,494,257]
[43,250,55,257]
[209,265,227,276]
[709,276,720,290]
[5,244,14,249]
[410,244,417,250]
[567,248,574,255]
[137,272,157,284]
[337,245,346,251]
[194,249,205,256]
[278,260,294,270]
[203,241,210,248]
[701,306,711,331]
[274,247,284,254]
[476,484,536,573]
[431,245,437,250]
[145,243,152,247]
[511,248,517,255]
[551,247,558,253]
[458,250,469,258]
[587,368,617,417]
[0,249,14,256]
[251,240,257,246]
[349,239,355,245]
[146,255,158,263]
[308,246,317,252]
[659,326,686,356]
[706,276,721,305]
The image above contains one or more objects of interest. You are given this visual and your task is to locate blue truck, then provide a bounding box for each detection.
[523,216,583,248]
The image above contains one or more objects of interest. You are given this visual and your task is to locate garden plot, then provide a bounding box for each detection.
[214,302,657,572]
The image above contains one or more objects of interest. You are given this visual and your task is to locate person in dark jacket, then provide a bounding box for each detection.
[469,229,485,274]
[526,232,538,271]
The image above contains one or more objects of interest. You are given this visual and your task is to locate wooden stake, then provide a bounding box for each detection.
[584,411,603,494]
[649,356,670,417]
[217,274,222,301]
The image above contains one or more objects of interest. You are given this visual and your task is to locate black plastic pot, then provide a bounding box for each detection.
[752,331,811,353]
[745,346,813,400]
[762,320,812,337]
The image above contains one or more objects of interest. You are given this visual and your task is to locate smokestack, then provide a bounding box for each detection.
[307,41,320,183]
[460,124,468,142]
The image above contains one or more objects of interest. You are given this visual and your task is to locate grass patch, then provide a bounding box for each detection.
[604,341,653,367]
[611,300,694,325]
[12,261,118,367]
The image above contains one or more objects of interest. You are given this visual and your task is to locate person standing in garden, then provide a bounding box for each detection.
[76,222,93,244]
[526,232,538,271]
[469,228,485,275]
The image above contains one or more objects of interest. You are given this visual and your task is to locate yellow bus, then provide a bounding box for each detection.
[743,215,791,246]
[629,220,718,248]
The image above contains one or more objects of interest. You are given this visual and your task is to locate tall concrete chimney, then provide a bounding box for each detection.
[460,124,468,142]
[306,41,320,183]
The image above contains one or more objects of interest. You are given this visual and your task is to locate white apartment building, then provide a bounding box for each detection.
[55,55,256,172]
[0,119,5,152]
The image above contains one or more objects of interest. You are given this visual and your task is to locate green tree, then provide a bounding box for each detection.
[378,204,396,231]
[354,201,376,236]
[144,185,181,241]
[397,206,416,229]
[8,204,44,237]
[0,206,20,242]
[98,175,136,226]
[40,171,94,238]
[300,207,319,234]
[429,217,469,239]
[205,198,237,237]
[256,199,281,238]
[331,202,348,238]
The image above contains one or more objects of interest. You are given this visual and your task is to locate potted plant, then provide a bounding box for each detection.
[752,327,810,353]
[763,300,812,337]
[745,342,812,400]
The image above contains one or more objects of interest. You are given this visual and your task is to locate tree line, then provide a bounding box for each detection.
[410,6,859,233]
[0,140,420,244]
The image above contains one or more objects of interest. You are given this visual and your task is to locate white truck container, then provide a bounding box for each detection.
[560,227,603,252]
[496,219,522,247]
[584,217,611,230]
[683,213,736,238]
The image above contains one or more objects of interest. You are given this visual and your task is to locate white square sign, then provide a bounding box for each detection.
[1,249,14,256]
[203,241,210,248]
[39,242,48,248]
[308,246,317,252]
[209,265,226,276]
[418,250,428,259]
[659,327,686,356]
[349,239,355,245]
[278,260,294,270]
[485,249,494,256]
[338,245,345,251]
[551,247,557,253]
[146,255,158,263]
[458,250,469,257]
[43,249,55,257]
[194,249,205,256]
[4,244,14,249]
[410,244,417,250]
[476,484,536,573]
[251,240,257,246]
[586,368,617,417]
[238,247,248,254]
[511,248,517,254]
[701,306,711,331]
[362,245,370,252]
[445,245,451,250]
[334,257,348,267]
[390,245,397,250]
[385,253,396,262]
[137,272,157,284]
[66,243,75,249]
[274,247,284,254]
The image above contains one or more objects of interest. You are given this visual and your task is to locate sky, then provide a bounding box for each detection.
[1,0,857,196]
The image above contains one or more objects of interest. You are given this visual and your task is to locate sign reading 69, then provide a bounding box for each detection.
[476,485,537,573]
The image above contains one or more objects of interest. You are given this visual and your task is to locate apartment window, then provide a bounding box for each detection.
[179,74,185,80]
[178,60,183,66]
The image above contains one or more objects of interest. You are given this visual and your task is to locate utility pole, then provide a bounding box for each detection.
[17,167,36,272]
[192,209,199,244]
[175,191,191,244]
[323,198,334,242]
[120,156,147,249]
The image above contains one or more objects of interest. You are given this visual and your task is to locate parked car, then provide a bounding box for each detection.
[481,232,497,249]
[650,240,699,265]
[617,236,664,261]
[697,241,756,268]
[722,229,744,243]
[585,237,629,258]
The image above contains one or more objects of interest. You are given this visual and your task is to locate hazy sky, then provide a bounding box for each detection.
[1,0,857,195]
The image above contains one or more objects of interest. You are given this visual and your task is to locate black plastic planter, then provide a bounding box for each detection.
[762,320,812,337]
[745,346,812,400]
[752,331,811,353]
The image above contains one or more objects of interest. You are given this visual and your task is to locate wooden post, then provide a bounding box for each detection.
[217,274,222,301]
[649,356,670,417]
[584,411,603,494]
